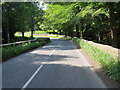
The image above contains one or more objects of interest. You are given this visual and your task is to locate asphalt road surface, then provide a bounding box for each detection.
[2,39,107,88]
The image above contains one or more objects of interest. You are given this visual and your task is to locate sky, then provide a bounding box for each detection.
[38,1,49,10]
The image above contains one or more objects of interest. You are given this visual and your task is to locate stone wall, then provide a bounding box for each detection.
[82,39,120,60]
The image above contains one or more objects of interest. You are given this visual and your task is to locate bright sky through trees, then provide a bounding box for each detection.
[38,1,48,10]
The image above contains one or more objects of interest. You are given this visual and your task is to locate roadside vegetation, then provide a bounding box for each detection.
[2,2,120,48]
[8,36,36,43]
[2,2,120,83]
[72,37,120,82]
[2,39,50,61]
[15,31,47,36]
[42,2,120,49]
[15,31,62,39]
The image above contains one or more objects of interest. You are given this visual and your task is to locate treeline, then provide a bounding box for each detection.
[2,2,120,48]
[42,2,120,48]
[2,2,43,43]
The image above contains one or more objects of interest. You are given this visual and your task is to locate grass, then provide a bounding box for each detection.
[15,31,63,39]
[34,31,47,34]
[2,40,50,61]
[60,36,72,40]
[15,34,62,39]
[10,37,35,43]
[72,37,120,82]
[15,31,47,35]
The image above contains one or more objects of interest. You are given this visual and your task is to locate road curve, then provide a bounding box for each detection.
[2,39,107,88]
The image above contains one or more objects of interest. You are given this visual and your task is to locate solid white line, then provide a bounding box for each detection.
[22,65,43,89]
[21,41,62,89]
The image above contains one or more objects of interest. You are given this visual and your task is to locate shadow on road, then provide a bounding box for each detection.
[3,38,118,88]
[26,63,107,88]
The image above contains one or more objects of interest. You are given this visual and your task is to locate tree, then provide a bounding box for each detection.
[106,2,118,47]
[2,2,42,42]
[2,2,21,43]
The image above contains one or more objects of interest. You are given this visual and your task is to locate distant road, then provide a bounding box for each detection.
[2,39,107,88]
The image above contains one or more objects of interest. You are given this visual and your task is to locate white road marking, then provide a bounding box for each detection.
[49,42,62,56]
[49,48,56,56]
[21,41,62,89]
[22,65,43,89]
[58,42,62,47]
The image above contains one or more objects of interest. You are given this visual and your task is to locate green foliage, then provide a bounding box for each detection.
[41,2,120,48]
[15,32,62,39]
[72,37,120,81]
[11,36,35,43]
[2,2,120,48]
[34,31,47,34]
[15,31,47,36]
[42,3,74,33]
[2,2,44,42]
[2,40,49,61]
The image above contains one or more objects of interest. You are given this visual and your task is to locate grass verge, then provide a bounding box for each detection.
[2,40,50,62]
[15,31,47,35]
[72,37,120,82]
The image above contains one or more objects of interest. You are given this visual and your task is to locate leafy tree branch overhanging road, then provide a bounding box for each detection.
[2,2,120,88]
[42,2,120,48]
[2,2,120,48]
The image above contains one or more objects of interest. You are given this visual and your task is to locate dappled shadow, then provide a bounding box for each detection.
[2,38,109,88]
[4,38,117,88]
[2,43,107,88]
[2,38,80,65]
[3,52,108,88]
[14,52,79,66]
[26,64,107,88]
[23,38,79,51]
[3,61,107,88]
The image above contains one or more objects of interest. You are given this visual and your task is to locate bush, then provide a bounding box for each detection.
[2,40,50,61]
[72,37,120,82]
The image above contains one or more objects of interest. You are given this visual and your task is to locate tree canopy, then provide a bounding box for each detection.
[2,2,120,48]
[41,2,120,48]
[2,2,43,42]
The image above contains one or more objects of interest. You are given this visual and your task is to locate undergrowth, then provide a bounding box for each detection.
[72,37,120,82]
[2,40,50,61]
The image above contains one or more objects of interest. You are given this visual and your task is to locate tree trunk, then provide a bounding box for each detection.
[65,29,67,38]
[7,30,10,43]
[80,20,83,39]
[22,32,24,38]
[31,30,34,39]
[98,33,101,42]
[107,2,118,47]
[31,14,34,39]
[69,28,74,38]
[96,33,101,42]
[7,5,10,43]
[80,31,82,39]
[53,30,55,33]
[76,24,80,38]
[59,30,62,35]
[9,31,15,41]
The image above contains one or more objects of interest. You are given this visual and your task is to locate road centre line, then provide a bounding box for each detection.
[21,41,62,89]
[49,42,62,56]
[22,65,43,89]
[58,42,62,47]
[49,48,56,56]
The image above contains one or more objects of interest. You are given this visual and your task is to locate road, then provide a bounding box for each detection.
[2,39,107,88]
